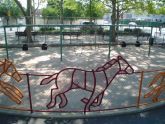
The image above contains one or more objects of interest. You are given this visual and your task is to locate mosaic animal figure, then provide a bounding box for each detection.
[0,59,23,104]
[144,72,165,102]
[40,56,134,112]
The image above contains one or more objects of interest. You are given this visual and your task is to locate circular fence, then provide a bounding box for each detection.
[0,58,164,118]
[0,25,165,118]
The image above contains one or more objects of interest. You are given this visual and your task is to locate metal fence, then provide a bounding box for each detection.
[0,24,165,60]
[0,24,164,118]
[0,68,164,118]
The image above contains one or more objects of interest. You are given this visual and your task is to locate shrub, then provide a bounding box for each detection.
[133,28,142,34]
[40,27,55,32]
[124,28,132,32]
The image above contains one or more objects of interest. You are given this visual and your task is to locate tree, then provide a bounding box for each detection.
[145,0,165,15]
[102,0,147,42]
[103,0,117,42]
[42,0,64,23]
[0,1,22,16]
[64,0,80,18]
[42,0,107,22]
[0,0,22,25]
[85,0,108,21]
[124,0,165,15]
[79,0,108,21]
[14,0,45,42]
[42,0,83,23]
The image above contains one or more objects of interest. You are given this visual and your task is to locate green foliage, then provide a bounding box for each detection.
[0,4,7,16]
[85,0,108,18]
[146,1,156,14]
[42,7,59,18]
[40,27,55,31]
[156,7,165,15]
[41,0,107,19]
[64,0,80,18]
[0,0,22,17]
[42,0,83,18]
[132,0,165,15]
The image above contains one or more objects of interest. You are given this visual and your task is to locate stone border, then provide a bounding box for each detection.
[0,101,164,119]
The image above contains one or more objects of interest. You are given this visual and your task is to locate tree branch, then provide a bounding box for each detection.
[13,0,26,16]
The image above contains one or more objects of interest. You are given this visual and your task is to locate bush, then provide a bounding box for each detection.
[133,28,142,34]
[124,28,132,32]
[40,27,55,32]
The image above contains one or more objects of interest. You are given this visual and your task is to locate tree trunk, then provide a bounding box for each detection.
[89,0,92,22]
[26,0,33,42]
[14,0,33,42]
[111,0,117,42]
[25,16,32,42]
[32,0,36,25]
[116,2,120,32]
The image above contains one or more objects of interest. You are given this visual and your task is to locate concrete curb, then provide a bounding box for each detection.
[0,101,164,119]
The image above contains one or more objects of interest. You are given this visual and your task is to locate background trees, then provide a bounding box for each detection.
[0,0,164,43]
[42,0,80,23]
[102,0,138,42]
[102,0,164,42]
[42,0,108,22]
[145,0,165,15]
[13,0,45,42]
[0,0,22,17]
[1,0,163,25]
[0,0,22,25]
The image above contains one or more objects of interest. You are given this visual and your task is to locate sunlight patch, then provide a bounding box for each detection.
[23,55,51,65]
[124,85,132,90]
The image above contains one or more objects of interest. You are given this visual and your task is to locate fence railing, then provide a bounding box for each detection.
[0,68,164,118]
[1,24,164,61]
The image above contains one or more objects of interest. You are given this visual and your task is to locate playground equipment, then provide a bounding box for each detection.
[0,57,163,118]
[22,44,28,51]
[0,59,23,104]
[144,72,165,102]
[40,56,134,113]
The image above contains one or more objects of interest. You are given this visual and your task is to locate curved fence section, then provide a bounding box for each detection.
[0,67,164,118]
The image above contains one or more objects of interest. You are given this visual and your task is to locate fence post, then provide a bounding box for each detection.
[60,25,63,61]
[26,73,33,113]
[137,71,144,108]
[3,26,9,59]
[108,25,112,59]
[148,26,153,56]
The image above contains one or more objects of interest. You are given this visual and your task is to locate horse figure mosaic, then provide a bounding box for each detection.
[40,56,134,112]
[0,59,23,104]
[144,72,165,102]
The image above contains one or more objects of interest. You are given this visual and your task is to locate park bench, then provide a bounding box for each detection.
[15,31,81,40]
[61,32,81,39]
[15,31,38,41]
[137,32,151,40]
[101,31,151,40]
[42,31,81,39]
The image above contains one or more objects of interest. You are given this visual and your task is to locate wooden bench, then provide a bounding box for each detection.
[137,32,151,40]
[62,32,81,39]
[15,31,81,40]
[15,31,38,40]
[42,31,81,39]
[101,31,151,40]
